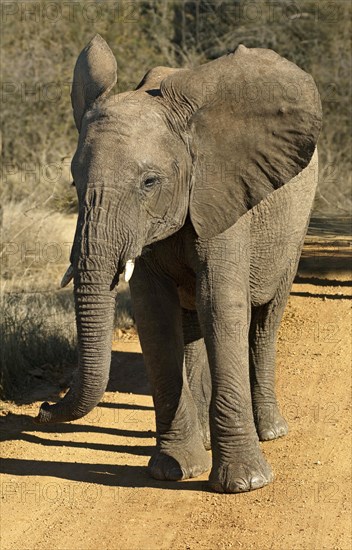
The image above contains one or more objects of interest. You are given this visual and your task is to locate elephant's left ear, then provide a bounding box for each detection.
[71,34,117,131]
[161,45,322,238]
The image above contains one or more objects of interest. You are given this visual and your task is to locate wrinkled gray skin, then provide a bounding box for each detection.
[36,35,322,493]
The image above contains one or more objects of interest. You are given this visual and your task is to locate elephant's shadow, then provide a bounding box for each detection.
[0,412,209,491]
[107,350,151,395]
[0,455,209,492]
[0,351,211,491]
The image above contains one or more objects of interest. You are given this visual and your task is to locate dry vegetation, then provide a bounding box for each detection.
[1,0,351,399]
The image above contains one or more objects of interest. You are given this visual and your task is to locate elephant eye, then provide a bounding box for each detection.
[142,175,160,190]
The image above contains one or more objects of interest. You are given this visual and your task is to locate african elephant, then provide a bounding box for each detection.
[36,35,322,493]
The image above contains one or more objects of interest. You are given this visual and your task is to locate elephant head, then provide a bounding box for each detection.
[36,35,321,424]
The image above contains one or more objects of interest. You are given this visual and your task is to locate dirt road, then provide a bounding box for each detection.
[1,233,351,550]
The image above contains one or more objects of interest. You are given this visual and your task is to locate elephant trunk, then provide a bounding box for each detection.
[36,280,117,424]
[35,187,125,424]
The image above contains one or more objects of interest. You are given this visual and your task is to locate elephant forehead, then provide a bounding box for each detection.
[84,114,158,141]
[87,94,166,134]
[77,102,177,165]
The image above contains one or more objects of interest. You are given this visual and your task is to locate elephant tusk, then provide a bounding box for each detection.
[124,259,135,282]
[60,265,74,288]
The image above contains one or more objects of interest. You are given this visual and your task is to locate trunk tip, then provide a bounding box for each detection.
[34,401,53,424]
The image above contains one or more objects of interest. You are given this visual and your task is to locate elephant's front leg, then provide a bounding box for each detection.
[129,256,211,481]
[196,231,273,493]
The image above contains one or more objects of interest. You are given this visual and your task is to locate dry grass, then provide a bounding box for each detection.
[1,291,77,400]
[1,201,75,292]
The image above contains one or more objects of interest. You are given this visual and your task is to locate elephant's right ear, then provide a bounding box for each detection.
[71,34,117,131]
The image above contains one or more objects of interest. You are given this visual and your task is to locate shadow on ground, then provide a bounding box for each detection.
[294,216,351,291]
[0,412,155,440]
[108,351,149,395]
[0,411,212,492]
[2,347,150,407]
[0,456,210,492]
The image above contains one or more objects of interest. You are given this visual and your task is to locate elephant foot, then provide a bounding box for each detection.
[253,403,288,441]
[209,449,273,493]
[149,442,211,481]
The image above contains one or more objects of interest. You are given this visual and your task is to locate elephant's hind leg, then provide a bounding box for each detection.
[129,257,210,481]
[182,308,211,450]
[249,273,294,441]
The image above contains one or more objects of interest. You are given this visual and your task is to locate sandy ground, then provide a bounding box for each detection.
[1,229,351,550]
